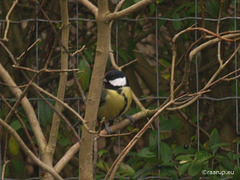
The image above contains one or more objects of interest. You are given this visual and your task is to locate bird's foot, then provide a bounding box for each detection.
[104,122,112,134]
[124,115,134,123]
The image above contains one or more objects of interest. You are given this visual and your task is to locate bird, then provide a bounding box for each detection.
[98,70,133,133]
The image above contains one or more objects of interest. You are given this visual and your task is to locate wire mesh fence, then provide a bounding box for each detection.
[0,0,240,179]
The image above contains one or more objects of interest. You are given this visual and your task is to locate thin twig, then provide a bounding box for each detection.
[1,0,19,41]
[105,101,172,179]
[1,160,10,180]
[0,118,63,180]
[4,74,38,127]
[99,129,138,137]
[216,0,224,66]
[0,94,38,156]
[12,65,79,73]
[73,72,87,105]
[36,91,81,144]
[0,40,17,64]
[32,83,97,134]
[120,59,137,69]
[16,38,41,60]
[71,45,86,56]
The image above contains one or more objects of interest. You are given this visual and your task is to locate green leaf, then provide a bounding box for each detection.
[160,142,172,163]
[78,58,91,92]
[58,133,71,146]
[149,3,155,15]
[156,0,164,4]
[98,149,108,157]
[10,120,22,131]
[176,154,194,161]
[118,49,129,63]
[227,152,240,161]
[188,161,202,176]
[9,136,20,156]
[219,156,234,170]
[159,115,181,131]
[233,139,240,144]
[149,130,158,151]
[233,167,240,180]
[211,142,229,150]
[119,163,135,176]
[209,128,220,154]
[172,13,182,31]
[160,166,178,178]
[178,162,191,176]
[83,49,94,63]
[138,147,157,158]
[133,0,141,3]
[39,99,55,127]
[12,158,25,175]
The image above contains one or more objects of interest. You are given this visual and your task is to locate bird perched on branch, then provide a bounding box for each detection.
[98,70,133,133]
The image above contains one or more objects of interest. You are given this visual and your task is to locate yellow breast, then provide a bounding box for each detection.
[98,87,132,121]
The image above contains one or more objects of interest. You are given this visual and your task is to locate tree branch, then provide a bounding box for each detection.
[78,0,98,16]
[106,0,154,22]
[43,0,70,171]
[54,142,80,173]
[0,118,63,180]
[0,63,47,152]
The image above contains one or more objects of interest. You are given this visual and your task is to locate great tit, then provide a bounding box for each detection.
[98,70,132,133]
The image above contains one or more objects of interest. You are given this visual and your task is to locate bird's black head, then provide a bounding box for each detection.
[103,70,129,90]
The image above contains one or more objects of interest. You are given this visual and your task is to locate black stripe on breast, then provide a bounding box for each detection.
[117,89,128,117]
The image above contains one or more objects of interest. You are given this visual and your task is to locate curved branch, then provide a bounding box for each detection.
[54,142,80,173]
[0,63,47,152]
[106,0,154,22]
[0,118,63,180]
[78,0,98,16]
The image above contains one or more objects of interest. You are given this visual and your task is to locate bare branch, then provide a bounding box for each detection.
[71,45,86,56]
[0,63,47,152]
[0,40,17,64]
[0,118,63,180]
[78,0,98,16]
[1,0,19,41]
[106,0,154,22]
[105,101,172,179]
[0,94,38,156]
[12,65,79,73]
[16,38,41,60]
[1,160,10,180]
[32,83,96,134]
[54,143,80,173]
[73,72,87,105]
[189,33,240,61]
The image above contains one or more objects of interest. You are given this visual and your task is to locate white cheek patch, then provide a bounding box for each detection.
[109,77,127,87]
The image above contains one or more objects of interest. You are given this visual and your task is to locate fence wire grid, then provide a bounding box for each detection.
[0,0,240,179]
